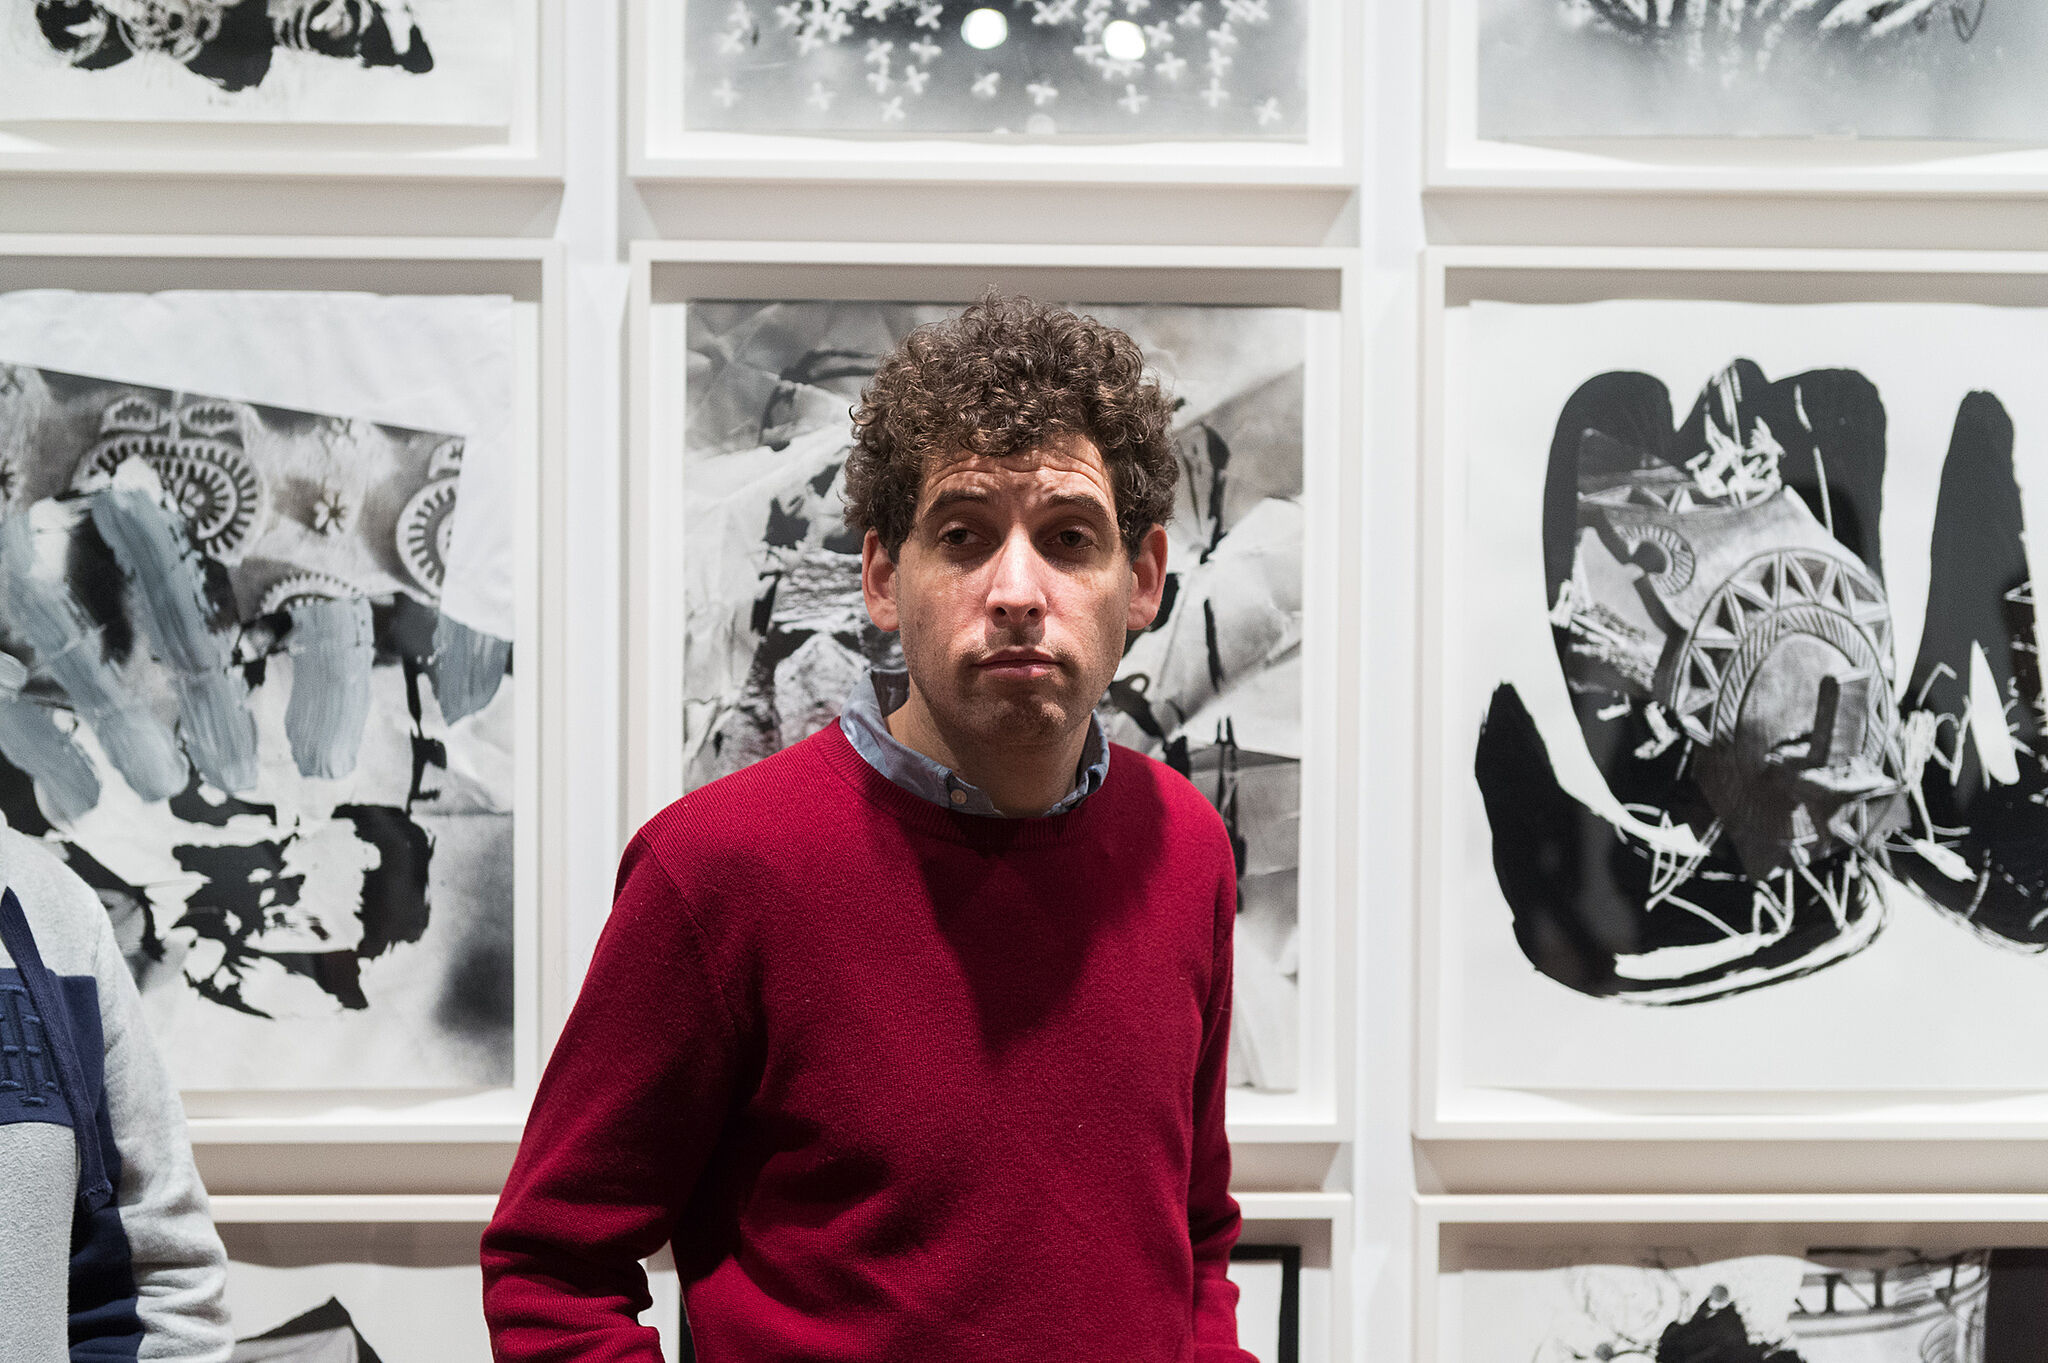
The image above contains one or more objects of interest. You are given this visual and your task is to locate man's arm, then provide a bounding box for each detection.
[482,832,743,1363]
[1191,854,1258,1363]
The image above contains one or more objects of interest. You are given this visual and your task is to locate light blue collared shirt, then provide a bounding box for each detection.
[838,668,1109,818]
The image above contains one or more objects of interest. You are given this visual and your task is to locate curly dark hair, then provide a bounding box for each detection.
[844,292,1178,558]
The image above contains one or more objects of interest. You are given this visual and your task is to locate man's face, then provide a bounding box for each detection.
[861,436,1168,756]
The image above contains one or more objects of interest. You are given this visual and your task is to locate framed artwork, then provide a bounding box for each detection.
[1418,1194,2048,1363]
[1421,247,2048,1140]
[1427,0,2048,192]
[627,0,1355,184]
[628,241,1357,1141]
[0,0,561,177]
[1231,1244,1302,1363]
[1237,1191,1350,1363]
[0,236,565,1143]
[212,1195,683,1361]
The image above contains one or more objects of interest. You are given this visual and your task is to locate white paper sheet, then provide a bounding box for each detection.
[1453,298,2048,1093]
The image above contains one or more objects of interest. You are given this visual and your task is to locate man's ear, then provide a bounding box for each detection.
[861,528,902,632]
[1125,523,1170,632]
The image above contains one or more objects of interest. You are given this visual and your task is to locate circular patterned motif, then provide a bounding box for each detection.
[74,434,265,563]
[396,476,459,599]
[258,570,364,617]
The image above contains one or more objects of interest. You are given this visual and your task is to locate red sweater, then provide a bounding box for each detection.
[482,721,1253,1362]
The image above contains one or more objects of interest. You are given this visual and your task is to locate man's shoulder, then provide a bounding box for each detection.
[1102,742,1233,846]
[635,724,860,865]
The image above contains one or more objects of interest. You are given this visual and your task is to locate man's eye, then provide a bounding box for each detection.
[938,527,973,546]
[1054,529,1092,550]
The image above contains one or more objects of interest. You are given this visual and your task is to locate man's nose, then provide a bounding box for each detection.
[985,528,1047,625]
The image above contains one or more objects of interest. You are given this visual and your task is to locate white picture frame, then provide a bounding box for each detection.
[0,235,567,1144]
[210,1194,683,1360]
[626,240,1358,1142]
[1418,245,2048,1143]
[1236,1190,1354,1363]
[1425,0,2048,196]
[627,0,1357,187]
[0,0,562,180]
[1416,1192,2048,1363]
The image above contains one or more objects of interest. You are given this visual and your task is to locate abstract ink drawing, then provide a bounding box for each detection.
[1477,0,2048,140]
[680,299,1308,1091]
[1475,356,2048,1006]
[0,0,514,124]
[685,0,1309,139]
[0,363,514,1090]
[28,0,435,93]
[1460,1248,2012,1363]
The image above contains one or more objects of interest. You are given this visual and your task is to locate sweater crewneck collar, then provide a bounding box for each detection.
[814,722,1103,851]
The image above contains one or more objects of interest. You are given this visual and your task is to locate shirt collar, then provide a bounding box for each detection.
[838,667,1108,818]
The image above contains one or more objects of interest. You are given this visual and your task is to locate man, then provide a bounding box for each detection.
[0,821,233,1362]
[482,294,1255,1360]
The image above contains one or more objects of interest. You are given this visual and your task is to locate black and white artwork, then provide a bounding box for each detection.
[684,0,1308,138]
[1454,300,2048,1092]
[0,0,514,124]
[221,1221,684,1362]
[678,299,1308,1092]
[0,289,518,1092]
[1476,0,2048,142]
[1229,1244,1301,1363]
[1457,1245,2048,1362]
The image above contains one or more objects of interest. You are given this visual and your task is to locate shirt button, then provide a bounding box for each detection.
[949,789,967,805]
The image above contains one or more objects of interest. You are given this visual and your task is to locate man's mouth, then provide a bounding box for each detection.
[974,650,1059,680]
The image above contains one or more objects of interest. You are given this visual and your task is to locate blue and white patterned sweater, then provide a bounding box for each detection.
[0,827,230,1362]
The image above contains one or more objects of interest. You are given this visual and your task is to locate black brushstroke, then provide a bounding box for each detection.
[1655,1296,1804,1363]
[336,805,432,960]
[1476,684,1879,1001]
[167,772,277,828]
[1895,393,2048,947]
[1986,1249,2048,1363]
[0,749,53,839]
[240,1297,387,1363]
[764,498,809,549]
[1203,598,1225,692]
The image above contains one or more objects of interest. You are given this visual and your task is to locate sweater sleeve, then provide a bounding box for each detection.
[1191,853,1256,1363]
[482,831,743,1363]
[80,858,233,1362]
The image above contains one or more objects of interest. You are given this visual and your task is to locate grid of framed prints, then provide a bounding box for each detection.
[0,235,565,1143]
[1427,0,2048,193]
[1417,1195,2048,1363]
[627,0,1356,184]
[625,241,1359,1145]
[212,1195,684,1360]
[1421,246,2048,1142]
[0,0,562,177]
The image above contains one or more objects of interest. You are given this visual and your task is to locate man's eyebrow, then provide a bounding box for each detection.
[1041,490,1114,521]
[921,487,993,517]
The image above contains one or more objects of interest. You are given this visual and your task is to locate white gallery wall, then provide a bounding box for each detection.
[17,1,2048,1359]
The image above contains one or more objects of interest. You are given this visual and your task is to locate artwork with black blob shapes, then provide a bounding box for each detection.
[679,299,1308,1091]
[1,0,514,124]
[1455,1246,2048,1361]
[685,0,1308,138]
[0,362,513,1091]
[1475,356,2048,1006]
[1476,0,2048,141]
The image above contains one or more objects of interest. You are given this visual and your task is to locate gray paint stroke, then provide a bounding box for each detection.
[284,596,373,779]
[430,615,509,724]
[89,465,259,794]
[0,650,97,825]
[0,498,188,803]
